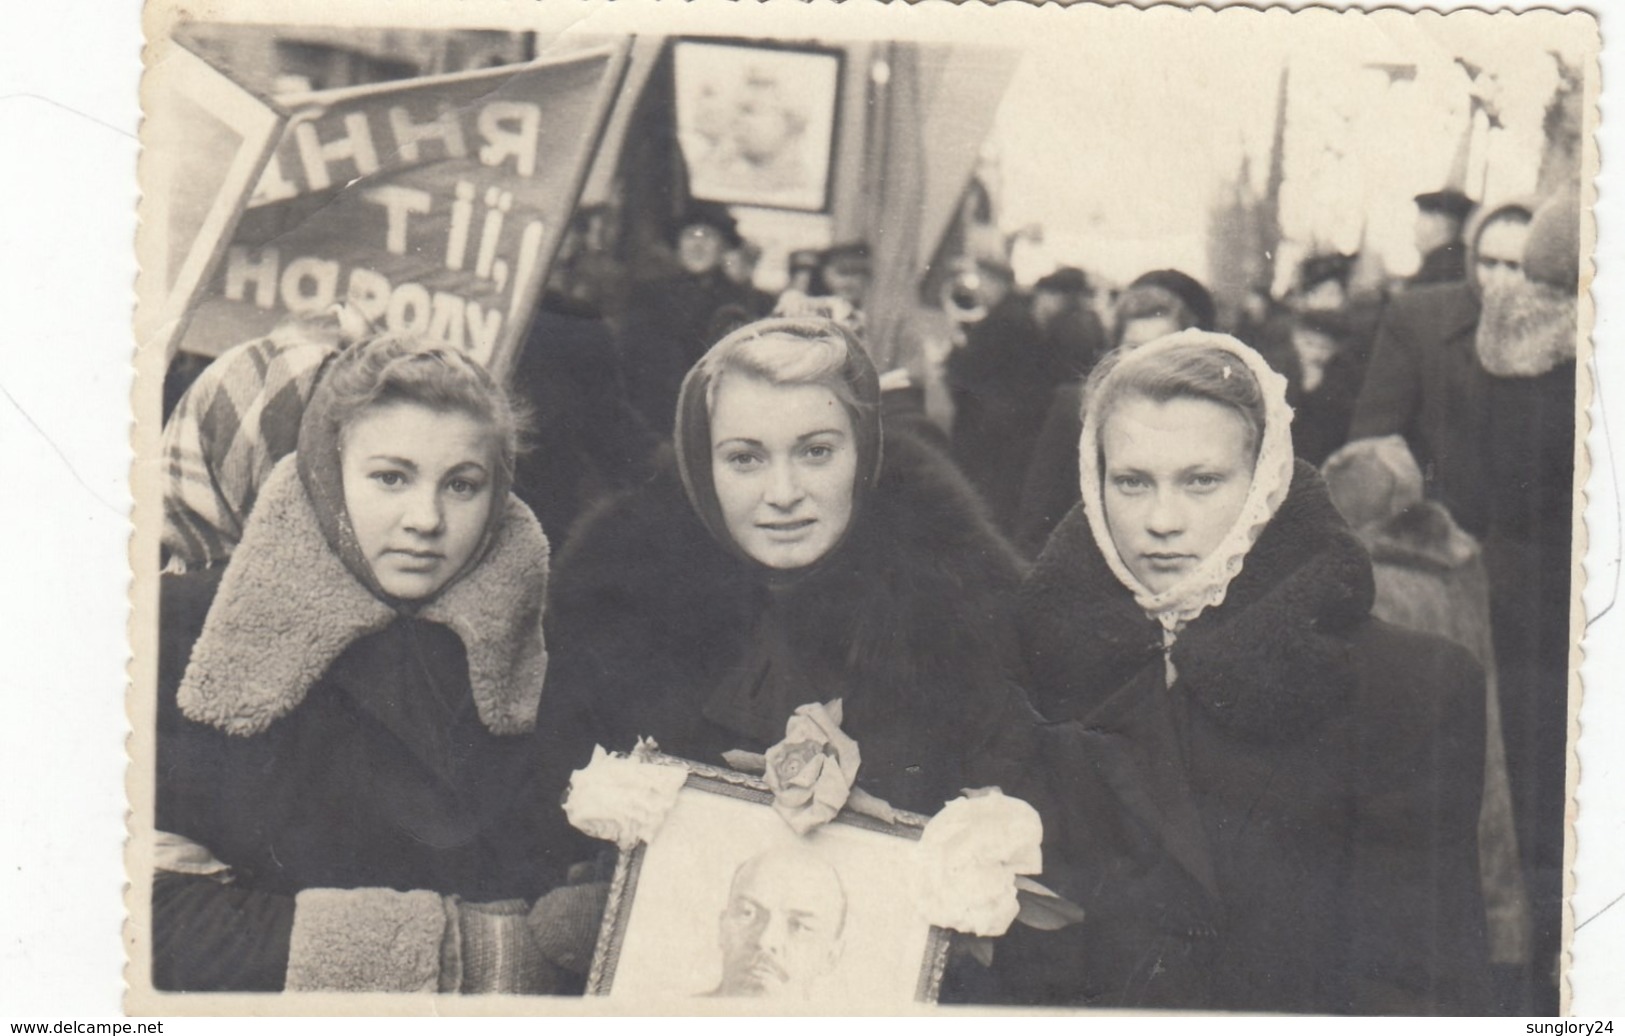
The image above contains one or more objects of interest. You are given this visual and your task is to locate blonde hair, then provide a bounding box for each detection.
[697,317,866,417]
[1085,340,1267,461]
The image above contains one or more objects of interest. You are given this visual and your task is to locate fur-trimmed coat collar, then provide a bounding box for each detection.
[177,456,550,737]
[1020,460,1375,744]
[545,427,1032,811]
[1362,501,1480,573]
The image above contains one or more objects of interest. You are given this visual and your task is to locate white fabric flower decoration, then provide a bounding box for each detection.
[563,744,689,851]
[912,789,1045,937]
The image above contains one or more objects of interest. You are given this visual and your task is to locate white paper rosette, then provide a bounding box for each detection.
[763,700,863,836]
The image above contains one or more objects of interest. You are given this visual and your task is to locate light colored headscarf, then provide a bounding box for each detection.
[1078,330,1297,639]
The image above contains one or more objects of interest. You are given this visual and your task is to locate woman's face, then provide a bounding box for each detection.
[710,375,858,569]
[1100,393,1254,594]
[340,401,498,600]
[678,224,726,275]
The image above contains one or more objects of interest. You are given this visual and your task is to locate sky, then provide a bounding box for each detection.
[988,6,1594,290]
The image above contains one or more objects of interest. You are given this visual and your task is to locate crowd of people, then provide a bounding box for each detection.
[150,182,1580,1015]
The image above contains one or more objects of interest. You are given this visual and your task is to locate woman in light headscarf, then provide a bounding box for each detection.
[996,331,1492,1014]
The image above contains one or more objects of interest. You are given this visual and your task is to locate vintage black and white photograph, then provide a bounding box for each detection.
[116,0,1605,1019]
[585,760,947,1005]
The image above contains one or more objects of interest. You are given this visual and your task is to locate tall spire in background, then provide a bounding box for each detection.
[1260,62,1289,283]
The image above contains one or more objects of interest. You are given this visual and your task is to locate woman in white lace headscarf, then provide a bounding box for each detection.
[997,331,1493,1015]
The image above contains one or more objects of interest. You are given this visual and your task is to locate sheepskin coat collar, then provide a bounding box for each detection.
[1021,459,1375,745]
[177,455,550,737]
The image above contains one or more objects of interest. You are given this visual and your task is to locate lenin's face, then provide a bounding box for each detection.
[715,849,846,998]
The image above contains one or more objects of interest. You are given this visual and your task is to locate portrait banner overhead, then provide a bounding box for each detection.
[172,43,629,377]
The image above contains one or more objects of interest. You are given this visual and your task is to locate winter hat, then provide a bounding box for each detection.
[1522,190,1581,292]
[1323,435,1425,532]
[674,316,883,573]
[1415,188,1476,222]
[1123,269,1216,332]
[1297,253,1357,294]
[671,201,743,249]
[1035,266,1091,297]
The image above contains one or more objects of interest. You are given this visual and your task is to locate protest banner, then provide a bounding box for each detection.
[170,42,629,378]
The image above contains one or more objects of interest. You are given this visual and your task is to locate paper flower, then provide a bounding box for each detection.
[763,700,862,836]
[562,744,689,851]
[912,789,1045,937]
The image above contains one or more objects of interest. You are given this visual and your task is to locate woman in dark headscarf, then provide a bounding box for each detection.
[996,331,1492,1014]
[154,334,583,994]
[543,316,1036,815]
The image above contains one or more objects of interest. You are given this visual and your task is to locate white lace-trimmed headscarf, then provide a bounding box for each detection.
[1078,330,1297,650]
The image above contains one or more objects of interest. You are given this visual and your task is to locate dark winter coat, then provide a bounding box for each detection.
[1349,281,1492,536]
[153,460,580,993]
[1480,360,1575,1003]
[1411,241,1469,287]
[510,299,660,547]
[616,271,771,436]
[947,293,1066,533]
[1255,323,1369,468]
[1014,381,1085,557]
[540,427,1039,816]
[995,463,1491,1015]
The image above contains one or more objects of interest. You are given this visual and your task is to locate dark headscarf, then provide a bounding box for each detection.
[672,316,884,577]
[670,317,885,742]
[294,337,515,610]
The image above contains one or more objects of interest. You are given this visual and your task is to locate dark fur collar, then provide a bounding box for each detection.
[178,457,551,737]
[550,427,1026,730]
[1021,461,1375,743]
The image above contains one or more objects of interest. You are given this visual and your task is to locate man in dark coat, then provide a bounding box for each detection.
[1410,189,1476,287]
[946,259,1053,534]
[1251,254,1373,465]
[1472,191,1580,1015]
[617,204,771,435]
[509,293,660,547]
[1349,198,1536,539]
